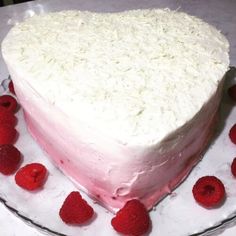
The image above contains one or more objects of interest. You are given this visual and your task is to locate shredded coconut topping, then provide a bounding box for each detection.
[2,9,229,145]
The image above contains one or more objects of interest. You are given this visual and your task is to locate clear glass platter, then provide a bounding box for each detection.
[0,1,236,235]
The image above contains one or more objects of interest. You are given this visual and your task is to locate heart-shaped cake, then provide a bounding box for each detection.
[1,9,229,212]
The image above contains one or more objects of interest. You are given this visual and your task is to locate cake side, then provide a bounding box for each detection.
[3,59,225,212]
[1,9,229,146]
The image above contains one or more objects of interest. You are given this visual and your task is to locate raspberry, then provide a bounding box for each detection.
[231,158,236,177]
[229,124,236,144]
[0,95,18,113]
[0,144,22,175]
[59,191,94,225]
[0,125,17,145]
[111,199,150,236]
[0,107,17,126]
[8,81,15,95]
[192,176,226,208]
[228,85,236,101]
[15,163,48,191]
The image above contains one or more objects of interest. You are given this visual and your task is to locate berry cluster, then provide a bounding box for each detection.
[192,85,236,209]
[228,85,236,178]
[0,84,20,174]
[0,81,47,191]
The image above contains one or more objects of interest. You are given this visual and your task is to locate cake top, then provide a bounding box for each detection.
[2,9,229,146]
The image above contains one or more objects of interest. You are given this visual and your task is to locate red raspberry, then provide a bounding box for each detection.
[192,176,226,208]
[0,107,17,126]
[0,125,17,145]
[8,81,15,95]
[111,199,150,236]
[231,158,236,177]
[229,124,236,144]
[59,191,94,225]
[0,95,18,113]
[228,85,236,101]
[0,144,22,175]
[15,163,48,191]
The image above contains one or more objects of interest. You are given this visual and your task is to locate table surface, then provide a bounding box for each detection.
[0,0,236,235]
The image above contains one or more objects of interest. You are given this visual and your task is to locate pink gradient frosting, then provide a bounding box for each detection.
[5,63,224,212]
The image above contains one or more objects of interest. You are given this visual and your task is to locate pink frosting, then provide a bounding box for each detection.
[7,64,224,212]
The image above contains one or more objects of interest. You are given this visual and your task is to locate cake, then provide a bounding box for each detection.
[1,9,229,212]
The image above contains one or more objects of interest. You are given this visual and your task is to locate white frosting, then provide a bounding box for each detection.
[1,9,229,145]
